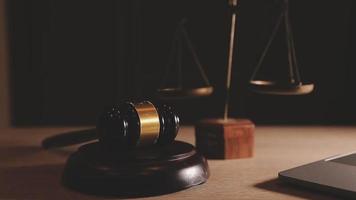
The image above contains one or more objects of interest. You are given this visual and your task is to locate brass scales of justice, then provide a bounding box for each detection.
[157,0,314,159]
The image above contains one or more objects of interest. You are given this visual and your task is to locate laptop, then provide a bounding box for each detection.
[279,152,356,199]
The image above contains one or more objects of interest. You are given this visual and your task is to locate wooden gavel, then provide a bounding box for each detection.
[42,101,180,149]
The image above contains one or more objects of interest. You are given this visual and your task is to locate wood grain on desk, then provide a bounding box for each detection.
[0,126,355,200]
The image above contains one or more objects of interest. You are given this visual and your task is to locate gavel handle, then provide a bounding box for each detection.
[42,128,98,149]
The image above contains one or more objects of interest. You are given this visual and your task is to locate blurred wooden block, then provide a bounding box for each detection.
[195,118,254,159]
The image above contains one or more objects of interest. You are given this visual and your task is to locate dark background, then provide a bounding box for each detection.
[6,0,356,125]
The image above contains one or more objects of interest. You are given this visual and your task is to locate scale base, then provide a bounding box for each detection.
[195,118,255,159]
[62,141,209,197]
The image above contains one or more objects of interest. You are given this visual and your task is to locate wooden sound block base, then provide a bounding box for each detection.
[62,141,209,197]
[195,118,255,159]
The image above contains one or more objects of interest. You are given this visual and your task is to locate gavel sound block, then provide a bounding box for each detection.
[63,141,209,197]
[195,119,254,159]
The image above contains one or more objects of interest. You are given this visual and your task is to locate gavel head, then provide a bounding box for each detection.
[97,101,180,148]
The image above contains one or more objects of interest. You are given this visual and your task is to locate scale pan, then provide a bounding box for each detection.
[249,80,314,95]
[157,86,214,99]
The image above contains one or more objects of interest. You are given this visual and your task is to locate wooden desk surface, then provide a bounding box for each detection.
[0,126,354,200]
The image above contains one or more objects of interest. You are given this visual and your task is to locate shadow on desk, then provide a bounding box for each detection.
[255,179,342,200]
[0,164,93,200]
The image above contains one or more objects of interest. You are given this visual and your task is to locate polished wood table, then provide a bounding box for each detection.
[0,126,354,200]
